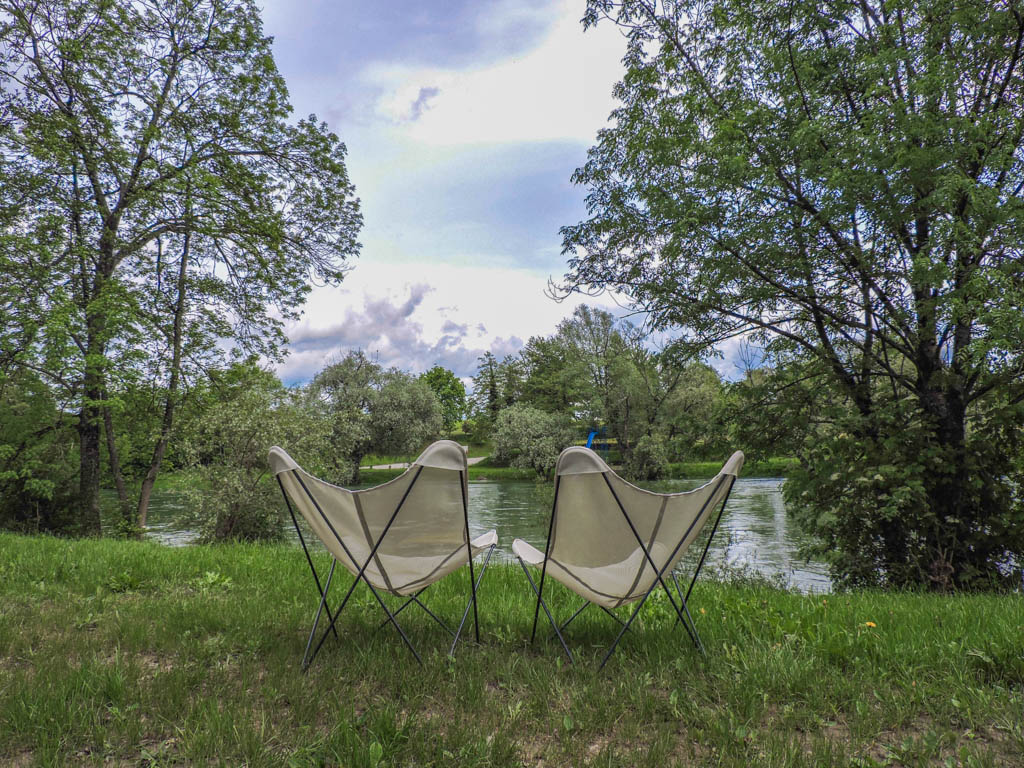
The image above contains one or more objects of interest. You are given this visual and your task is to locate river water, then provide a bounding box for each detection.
[105,476,831,592]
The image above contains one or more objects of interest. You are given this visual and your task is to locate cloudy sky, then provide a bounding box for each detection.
[258,0,682,384]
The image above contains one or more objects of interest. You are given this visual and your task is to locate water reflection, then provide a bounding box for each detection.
[103,476,831,592]
[466,478,831,593]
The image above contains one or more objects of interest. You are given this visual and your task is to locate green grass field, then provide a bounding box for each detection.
[1,534,1021,766]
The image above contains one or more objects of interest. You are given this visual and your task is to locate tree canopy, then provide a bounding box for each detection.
[562,0,1024,587]
[419,366,466,434]
[310,352,442,482]
[0,0,362,532]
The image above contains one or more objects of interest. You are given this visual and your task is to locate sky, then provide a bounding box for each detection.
[253,0,633,384]
[258,0,742,384]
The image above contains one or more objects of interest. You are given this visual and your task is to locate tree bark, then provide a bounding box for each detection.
[137,221,191,528]
[918,384,968,590]
[101,391,132,528]
[78,333,104,536]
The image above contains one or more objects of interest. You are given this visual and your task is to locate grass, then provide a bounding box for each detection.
[668,457,799,479]
[358,462,538,485]
[361,435,493,468]
[2,534,1022,766]
[358,457,797,486]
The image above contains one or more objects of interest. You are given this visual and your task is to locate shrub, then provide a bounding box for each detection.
[623,434,668,481]
[0,371,80,534]
[179,367,335,543]
[492,405,576,479]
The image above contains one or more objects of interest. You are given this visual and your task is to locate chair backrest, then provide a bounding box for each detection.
[546,447,743,607]
[269,440,470,595]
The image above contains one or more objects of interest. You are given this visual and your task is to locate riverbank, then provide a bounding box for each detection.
[145,455,797,489]
[2,534,1021,766]
[357,457,800,485]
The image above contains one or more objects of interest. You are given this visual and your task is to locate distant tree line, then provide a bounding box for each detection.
[464,305,735,480]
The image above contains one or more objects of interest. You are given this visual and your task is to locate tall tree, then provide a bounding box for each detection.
[419,365,466,434]
[518,334,584,414]
[470,351,501,422]
[562,0,1024,587]
[0,0,361,532]
[311,352,442,482]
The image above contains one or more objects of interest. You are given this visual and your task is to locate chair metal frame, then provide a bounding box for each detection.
[518,472,736,669]
[277,466,496,670]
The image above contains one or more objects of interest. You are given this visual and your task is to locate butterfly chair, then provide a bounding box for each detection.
[513,447,743,668]
[269,441,497,669]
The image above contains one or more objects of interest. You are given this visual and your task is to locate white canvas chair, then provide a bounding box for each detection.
[270,440,497,668]
[513,447,744,668]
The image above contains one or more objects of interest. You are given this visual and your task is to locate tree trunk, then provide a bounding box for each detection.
[137,220,191,528]
[78,337,104,536]
[77,212,120,536]
[918,384,968,590]
[71,155,103,535]
[101,392,132,528]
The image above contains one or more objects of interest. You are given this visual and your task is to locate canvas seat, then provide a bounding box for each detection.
[513,446,743,667]
[270,440,497,668]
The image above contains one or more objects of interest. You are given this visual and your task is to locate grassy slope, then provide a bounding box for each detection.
[1,534,1021,767]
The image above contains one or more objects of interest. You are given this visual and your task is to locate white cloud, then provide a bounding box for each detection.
[276,261,621,382]
[363,0,627,145]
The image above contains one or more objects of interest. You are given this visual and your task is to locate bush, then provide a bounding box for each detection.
[179,366,335,543]
[0,370,81,534]
[492,405,576,479]
[784,399,1024,590]
[623,434,668,481]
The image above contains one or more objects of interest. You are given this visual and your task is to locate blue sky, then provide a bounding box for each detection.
[260,0,748,384]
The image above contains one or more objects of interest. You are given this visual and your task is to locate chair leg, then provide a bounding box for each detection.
[597,582,663,670]
[302,560,336,671]
[680,598,705,655]
[278,476,340,643]
[373,588,456,637]
[559,601,590,632]
[450,544,496,656]
[307,570,423,668]
[518,557,574,664]
[598,572,703,670]
[599,605,633,630]
[672,572,703,651]
[671,573,704,651]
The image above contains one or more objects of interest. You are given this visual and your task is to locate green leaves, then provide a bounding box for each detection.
[1,0,362,531]
[310,353,443,480]
[565,0,1024,588]
[420,366,467,434]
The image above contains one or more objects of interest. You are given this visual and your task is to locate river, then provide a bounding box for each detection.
[104,475,831,592]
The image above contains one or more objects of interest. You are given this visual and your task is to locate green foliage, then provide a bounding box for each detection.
[492,404,577,478]
[0,0,361,532]
[564,0,1024,588]
[736,361,1024,589]
[419,366,466,434]
[0,370,80,534]
[178,363,333,543]
[623,434,669,481]
[311,352,442,480]
[370,376,443,457]
[517,335,584,414]
[786,396,1024,590]
[662,363,729,460]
